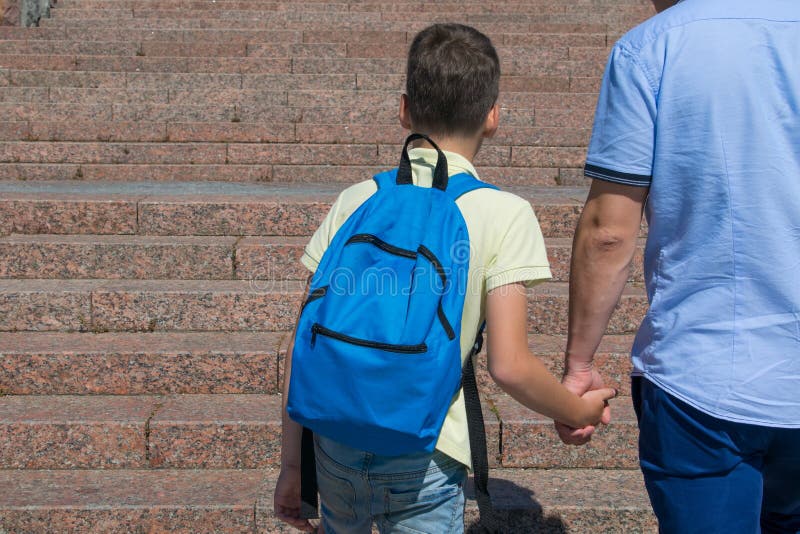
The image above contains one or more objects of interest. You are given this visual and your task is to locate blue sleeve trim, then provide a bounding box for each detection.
[584,163,651,187]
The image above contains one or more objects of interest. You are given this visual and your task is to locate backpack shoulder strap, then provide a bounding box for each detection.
[444,172,499,201]
[373,168,399,190]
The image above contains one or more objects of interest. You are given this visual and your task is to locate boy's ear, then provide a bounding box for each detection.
[482,104,500,139]
[399,94,413,130]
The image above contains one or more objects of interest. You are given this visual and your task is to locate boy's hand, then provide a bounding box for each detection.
[578,387,619,429]
[555,366,611,445]
[274,466,316,532]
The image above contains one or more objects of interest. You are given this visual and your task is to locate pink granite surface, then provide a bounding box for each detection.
[0,194,139,235]
[148,394,281,468]
[235,236,308,281]
[90,279,305,331]
[0,395,153,468]
[492,395,639,469]
[0,279,92,331]
[0,331,283,395]
[79,164,273,182]
[29,120,168,142]
[0,469,263,533]
[137,197,331,236]
[0,234,236,279]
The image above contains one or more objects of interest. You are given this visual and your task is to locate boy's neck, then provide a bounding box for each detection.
[409,135,482,163]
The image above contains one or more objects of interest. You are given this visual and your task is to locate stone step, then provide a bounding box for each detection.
[42,7,651,24]
[2,68,601,93]
[0,142,587,170]
[0,278,646,333]
[0,332,635,396]
[0,88,600,110]
[0,163,275,181]
[0,42,610,61]
[0,394,278,469]
[0,181,599,237]
[0,38,611,56]
[0,331,284,395]
[491,395,639,469]
[0,141,527,165]
[0,40,139,56]
[0,234,643,283]
[0,469,265,533]
[51,0,651,14]
[0,392,638,469]
[0,141,231,164]
[0,111,593,133]
[0,468,656,532]
[57,0,649,7]
[0,162,580,185]
[0,25,611,44]
[0,122,592,150]
[0,40,376,58]
[0,55,606,78]
[40,10,646,27]
[0,101,592,126]
[38,19,615,36]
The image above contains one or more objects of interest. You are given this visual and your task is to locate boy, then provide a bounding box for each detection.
[274,23,616,533]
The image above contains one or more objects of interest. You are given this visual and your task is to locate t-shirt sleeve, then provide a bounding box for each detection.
[301,200,339,273]
[584,43,657,187]
[301,181,377,273]
[485,200,552,292]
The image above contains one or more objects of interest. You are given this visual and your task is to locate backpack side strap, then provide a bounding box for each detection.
[299,426,319,519]
[463,322,500,531]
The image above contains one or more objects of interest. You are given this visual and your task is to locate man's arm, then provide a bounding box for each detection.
[486,282,617,429]
[556,178,647,444]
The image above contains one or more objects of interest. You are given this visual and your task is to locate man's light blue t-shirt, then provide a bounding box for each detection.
[586,0,800,427]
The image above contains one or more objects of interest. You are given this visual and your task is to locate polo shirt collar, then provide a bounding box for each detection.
[408,147,480,180]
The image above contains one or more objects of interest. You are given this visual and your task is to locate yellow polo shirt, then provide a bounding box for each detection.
[301,147,552,467]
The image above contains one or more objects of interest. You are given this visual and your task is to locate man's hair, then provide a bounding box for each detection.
[406,24,500,137]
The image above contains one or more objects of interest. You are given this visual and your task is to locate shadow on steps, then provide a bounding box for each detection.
[465,477,568,533]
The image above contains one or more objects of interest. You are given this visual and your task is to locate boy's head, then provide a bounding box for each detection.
[402,24,500,141]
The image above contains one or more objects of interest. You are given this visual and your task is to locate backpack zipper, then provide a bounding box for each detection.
[301,285,328,313]
[311,323,427,354]
[345,234,417,259]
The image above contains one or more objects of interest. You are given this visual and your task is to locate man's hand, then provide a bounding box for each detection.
[274,466,316,532]
[554,365,611,445]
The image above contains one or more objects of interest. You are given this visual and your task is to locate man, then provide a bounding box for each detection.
[558,0,800,532]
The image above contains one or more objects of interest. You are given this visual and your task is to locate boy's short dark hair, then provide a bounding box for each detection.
[406,23,500,137]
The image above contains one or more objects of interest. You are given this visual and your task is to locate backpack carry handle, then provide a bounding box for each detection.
[397,133,449,191]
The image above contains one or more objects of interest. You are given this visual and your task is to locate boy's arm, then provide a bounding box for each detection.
[274,277,315,532]
[280,313,304,470]
[556,179,646,444]
[486,282,617,429]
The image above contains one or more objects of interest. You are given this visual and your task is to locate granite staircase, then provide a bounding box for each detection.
[0,1,658,531]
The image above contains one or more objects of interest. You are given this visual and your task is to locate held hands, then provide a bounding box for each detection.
[555,364,615,445]
[274,465,317,532]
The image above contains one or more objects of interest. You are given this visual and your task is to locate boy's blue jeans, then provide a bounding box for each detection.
[633,376,800,534]
[313,434,468,534]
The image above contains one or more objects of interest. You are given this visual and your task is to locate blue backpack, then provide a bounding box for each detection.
[287,133,497,455]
